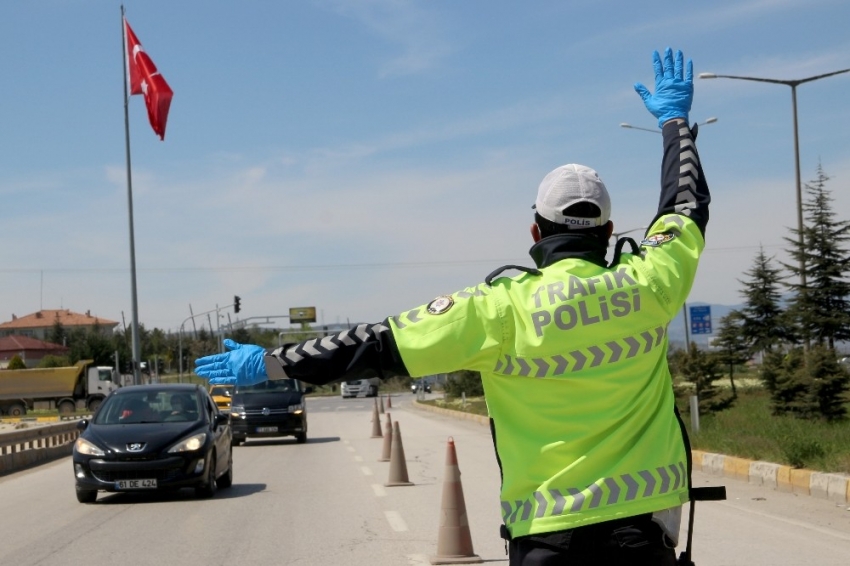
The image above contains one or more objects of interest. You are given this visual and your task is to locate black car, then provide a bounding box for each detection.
[229,378,312,445]
[411,380,432,394]
[72,384,233,503]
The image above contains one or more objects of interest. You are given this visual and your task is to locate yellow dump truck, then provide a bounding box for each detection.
[0,360,120,416]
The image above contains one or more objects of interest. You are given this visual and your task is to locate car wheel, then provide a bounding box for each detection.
[195,453,218,498]
[6,402,26,417]
[296,431,307,444]
[216,451,233,489]
[58,400,76,415]
[231,435,245,446]
[76,488,97,504]
[368,385,377,397]
[87,398,102,413]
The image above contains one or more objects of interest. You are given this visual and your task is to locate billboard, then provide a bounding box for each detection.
[289,306,317,323]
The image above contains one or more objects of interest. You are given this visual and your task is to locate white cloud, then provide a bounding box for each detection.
[318,0,452,76]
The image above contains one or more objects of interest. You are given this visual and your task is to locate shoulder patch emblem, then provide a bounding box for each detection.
[640,233,676,247]
[427,295,454,315]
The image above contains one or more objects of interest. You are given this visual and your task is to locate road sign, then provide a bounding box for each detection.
[689,305,712,335]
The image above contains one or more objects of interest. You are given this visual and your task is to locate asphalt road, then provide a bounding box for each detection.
[0,393,848,565]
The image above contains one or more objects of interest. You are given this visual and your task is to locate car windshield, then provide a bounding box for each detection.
[236,378,299,394]
[94,390,202,425]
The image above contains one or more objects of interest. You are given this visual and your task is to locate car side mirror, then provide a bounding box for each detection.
[305,386,314,394]
[214,413,230,427]
[76,419,89,431]
[225,390,232,397]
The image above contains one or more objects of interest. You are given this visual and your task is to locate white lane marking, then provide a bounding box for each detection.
[385,510,408,532]
[371,484,386,497]
[360,466,373,476]
[353,455,363,462]
[343,439,350,444]
[346,446,356,452]
[406,554,429,565]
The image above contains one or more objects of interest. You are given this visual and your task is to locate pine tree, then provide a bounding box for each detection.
[762,346,849,420]
[49,320,67,347]
[783,164,850,349]
[679,343,734,414]
[712,311,750,397]
[737,246,790,356]
[804,345,849,421]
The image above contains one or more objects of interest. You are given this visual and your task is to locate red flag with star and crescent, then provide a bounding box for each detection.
[124,18,173,140]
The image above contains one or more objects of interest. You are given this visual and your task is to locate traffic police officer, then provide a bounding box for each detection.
[196,47,711,566]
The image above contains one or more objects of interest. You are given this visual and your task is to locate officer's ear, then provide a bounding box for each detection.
[606,221,614,241]
[530,222,542,243]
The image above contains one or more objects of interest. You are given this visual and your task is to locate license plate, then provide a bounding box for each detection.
[256,426,278,433]
[116,479,157,490]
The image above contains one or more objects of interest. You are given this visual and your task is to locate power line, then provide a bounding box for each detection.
[0,244,791,275]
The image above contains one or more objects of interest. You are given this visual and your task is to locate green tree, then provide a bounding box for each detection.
[48,320,67,347]
[804,345,849,421]
[7,354,27,370]
[37,354,71,368]
[678,343,734,415]
[711,312,750,397]
[762,346,849,420]
[67,324,114,366]
[230,327,253,345]
[444,370,484,398]
[783,165,850,349]
[738,246,791,355]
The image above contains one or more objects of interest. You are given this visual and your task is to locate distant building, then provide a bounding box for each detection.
[0,309,119,341]
[0,335,69,369]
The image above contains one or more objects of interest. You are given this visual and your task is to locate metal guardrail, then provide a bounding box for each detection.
[0,420,83,476]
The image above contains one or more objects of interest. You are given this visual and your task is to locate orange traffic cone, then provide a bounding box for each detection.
[371,399,383,438]
[429,437,482,564]
[379,394,385,414]
[379,412,393,462]
[385,421,413,487]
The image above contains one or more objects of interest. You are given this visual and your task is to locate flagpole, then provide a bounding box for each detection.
[121,4,142,386]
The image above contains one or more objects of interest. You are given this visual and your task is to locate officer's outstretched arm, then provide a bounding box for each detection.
[634,47,710,236]
[263,319,409,386]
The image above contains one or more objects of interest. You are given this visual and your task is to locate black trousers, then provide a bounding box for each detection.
[507,513,677,566]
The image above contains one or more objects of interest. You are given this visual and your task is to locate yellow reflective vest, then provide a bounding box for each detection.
[390,211,703,537]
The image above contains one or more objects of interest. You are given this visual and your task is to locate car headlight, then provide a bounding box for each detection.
[167,432,207,453]
[230,405,246,418]
[288,403,304,414]
[75,437,105,457]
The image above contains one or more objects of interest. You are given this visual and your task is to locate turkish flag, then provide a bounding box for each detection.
[124,18,173,141]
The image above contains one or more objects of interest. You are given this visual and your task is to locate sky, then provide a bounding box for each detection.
[2,0,850,335]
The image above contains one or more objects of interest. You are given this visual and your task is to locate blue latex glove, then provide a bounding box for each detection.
[634,47,693,129]
[194,339,268,386]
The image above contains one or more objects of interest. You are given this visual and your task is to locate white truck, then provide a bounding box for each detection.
[0,359,120,416]
[340,378,380,398]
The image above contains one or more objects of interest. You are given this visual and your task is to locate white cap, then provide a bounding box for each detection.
[533,164,611,228]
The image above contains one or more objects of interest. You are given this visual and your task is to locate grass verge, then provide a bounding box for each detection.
[424,388,850,474]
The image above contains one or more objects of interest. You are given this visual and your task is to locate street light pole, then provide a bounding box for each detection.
[620,117,717,134]
[698,68,850,290]
[611,226,648,241]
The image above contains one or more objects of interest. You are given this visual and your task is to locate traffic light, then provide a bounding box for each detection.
[234,295,241,313]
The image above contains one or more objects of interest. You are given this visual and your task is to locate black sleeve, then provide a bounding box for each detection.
[650,119,710,236]
[264,319,411,386]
